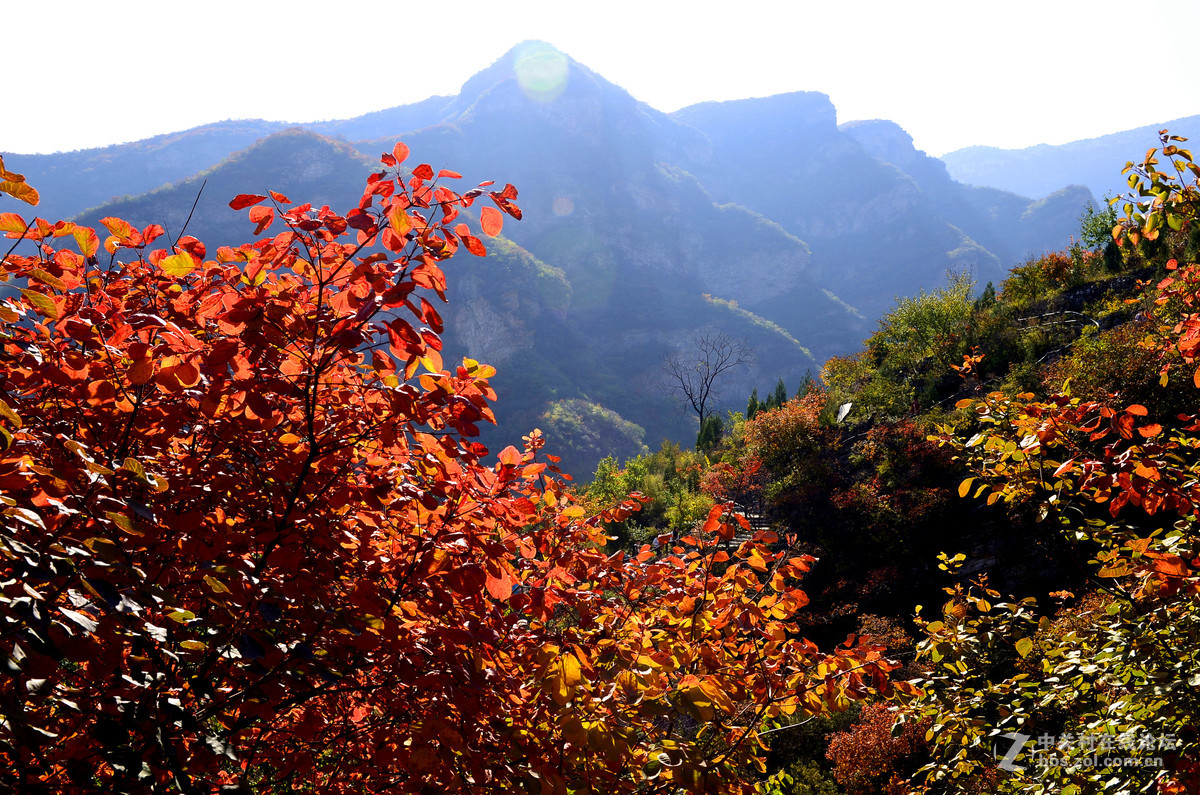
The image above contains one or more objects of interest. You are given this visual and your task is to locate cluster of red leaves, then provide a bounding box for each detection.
[0,146,894,794]
[826,703,930,795]
[1152,259,1200,388]
[698,457,765,504]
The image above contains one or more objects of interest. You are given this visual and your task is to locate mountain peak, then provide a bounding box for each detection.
[459,41,597,106]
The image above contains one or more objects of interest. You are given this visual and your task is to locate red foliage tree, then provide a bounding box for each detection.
[0,146,894,793]
[826,703,930,795]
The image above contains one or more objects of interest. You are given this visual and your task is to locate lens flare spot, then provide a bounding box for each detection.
[552,196,575,216]
[514,43,569,103]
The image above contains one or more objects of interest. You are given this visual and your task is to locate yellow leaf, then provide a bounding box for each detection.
[389,206,411,238]
[560,653,583,688]
[73,227,99,257]
[746,548,769,572]
[20,289,58,319]
[957,477,975,499]
[28,269,65,291]
[203,575,230,594]
[543,653,584,706]
[161,253,197,277]
[122,457,147,480]
[0,398,22,428]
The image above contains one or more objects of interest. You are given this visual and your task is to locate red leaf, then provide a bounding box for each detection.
[462,235,486,257]
[269,190,291,204]
[437,169,462,179]
[177,236,207,261]
[412,164,434,181]
[1116,414,1136,439]
[421,329,442,352]
[249,206,274,235]
[392,142,409,164]
[141,224,166,244]
[485,566,514,600]
[498,446,522,467]
[419,297,444,333]
[229,194,268,210]
[480,206,504,237]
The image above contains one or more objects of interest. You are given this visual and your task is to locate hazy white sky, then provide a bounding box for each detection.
[5,0,1198,157]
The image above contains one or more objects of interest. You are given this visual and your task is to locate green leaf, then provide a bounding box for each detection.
[1015,637,1034,658]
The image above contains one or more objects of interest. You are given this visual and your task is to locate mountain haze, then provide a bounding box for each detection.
[941,113,1200,201]
[3,41,1118,474]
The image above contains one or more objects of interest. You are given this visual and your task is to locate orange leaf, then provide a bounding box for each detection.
[485,567,514,600]
[480,206,504,237]
[1147,552,1190,578]
[0,180,38,206]
[100,217,134,240]
[142,224,166,244]
[497,446,522,467]
[392,142,409,164]
[0,212,26,234]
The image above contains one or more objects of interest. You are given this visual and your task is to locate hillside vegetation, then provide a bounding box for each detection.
[581,132,1200,793]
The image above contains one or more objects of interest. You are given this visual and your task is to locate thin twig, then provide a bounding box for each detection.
[171,179,208,249]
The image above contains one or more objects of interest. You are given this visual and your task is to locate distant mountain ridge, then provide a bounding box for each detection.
[941,113,1200,201]
[1,41,1128,474]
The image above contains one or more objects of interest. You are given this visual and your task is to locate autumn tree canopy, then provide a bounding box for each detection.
[0,146,892,793]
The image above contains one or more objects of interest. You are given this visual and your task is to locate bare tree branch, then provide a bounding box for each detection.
[663,332,755,424]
